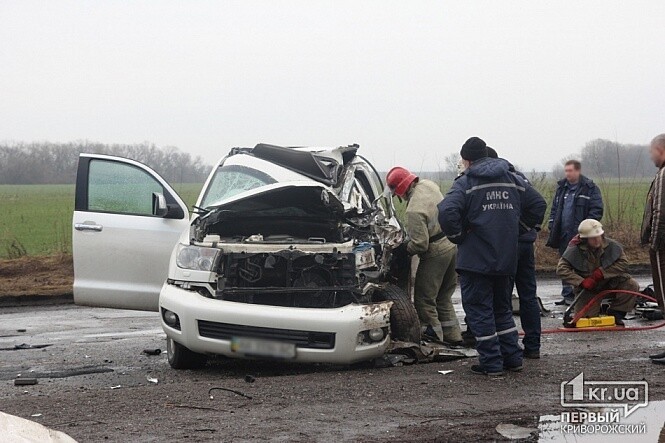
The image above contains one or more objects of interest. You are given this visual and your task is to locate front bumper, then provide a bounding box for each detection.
[159,283,392,364]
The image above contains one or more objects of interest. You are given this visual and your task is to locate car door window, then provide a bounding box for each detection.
[88,159,164,215]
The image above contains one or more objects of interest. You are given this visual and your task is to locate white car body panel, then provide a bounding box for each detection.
[73,154,190,311]
[159,283,392,364]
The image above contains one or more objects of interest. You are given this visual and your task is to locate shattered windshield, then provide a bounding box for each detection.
[200,165,277,208]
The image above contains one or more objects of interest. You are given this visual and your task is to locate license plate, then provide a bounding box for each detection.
[231,337,297,359]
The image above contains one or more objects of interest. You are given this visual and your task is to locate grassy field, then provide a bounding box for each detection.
[0,178,654,261]
[0,183,203,258]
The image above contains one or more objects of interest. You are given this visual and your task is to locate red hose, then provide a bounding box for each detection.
[537,289,665,334]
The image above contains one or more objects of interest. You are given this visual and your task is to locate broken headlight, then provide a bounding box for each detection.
[176,244,220,271]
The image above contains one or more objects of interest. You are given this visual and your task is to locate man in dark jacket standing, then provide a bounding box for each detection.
[641,134,665,364]
[487,147,547,359]
[547,160,603,305]
[439,137,544,376]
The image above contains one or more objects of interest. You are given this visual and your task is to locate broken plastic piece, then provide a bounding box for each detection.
[374,353,415,368]
[438,370,454,375]
[146,376,158,384]
[14,378,38,386]
[31,413,42,417]
[143,348,162,356]
[110,385,122,390]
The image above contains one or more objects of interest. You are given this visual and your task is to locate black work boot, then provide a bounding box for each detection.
[461,329,476,348]
[607,309,626,327]
[471,365,504,377]
[422,325,444,344]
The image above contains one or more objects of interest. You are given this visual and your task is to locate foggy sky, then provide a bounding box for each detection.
[1,1,664,173]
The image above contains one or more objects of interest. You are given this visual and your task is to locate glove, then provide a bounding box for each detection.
[568,234,582,246]
[591,268,604,282]
[581,277,597,290]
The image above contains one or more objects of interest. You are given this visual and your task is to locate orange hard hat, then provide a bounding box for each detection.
[386,167,418,198]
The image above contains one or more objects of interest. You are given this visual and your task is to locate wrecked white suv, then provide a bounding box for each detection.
[72,144,419,369]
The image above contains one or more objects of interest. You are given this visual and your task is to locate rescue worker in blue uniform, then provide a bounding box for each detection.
[487,147,547,359]
[438,137,544,376]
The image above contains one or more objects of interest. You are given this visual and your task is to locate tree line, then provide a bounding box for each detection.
[426,138,656,181]
[0,141,212,184]
[553,139,655,179]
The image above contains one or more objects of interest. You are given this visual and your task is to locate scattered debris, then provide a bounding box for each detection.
[25,366,113,379]
[373,353,415,368]
[244,374,256,383]
[147,376,158,384]
[209,387,252,400]
[438,370,454,375]
[14,378,38,386]
[496,423,537,440]
[143,348,162,356]
[110,385,122,390]
[0,343,53,351]
[386,340,477,367]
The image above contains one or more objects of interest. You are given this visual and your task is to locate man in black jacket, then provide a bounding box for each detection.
[487,148,547,359]
[547,160,603,305]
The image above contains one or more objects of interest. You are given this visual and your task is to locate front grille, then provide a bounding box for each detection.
[197,320,336,350]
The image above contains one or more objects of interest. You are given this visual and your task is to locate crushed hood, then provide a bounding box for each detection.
[251,144,359,186]
[194,183,346,241]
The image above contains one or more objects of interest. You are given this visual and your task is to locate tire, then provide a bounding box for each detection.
[167,337,208,370]
[373,284,421,343]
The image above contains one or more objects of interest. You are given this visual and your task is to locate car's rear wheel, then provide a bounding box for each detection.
[373,284,420,343]
[166,337,208,369]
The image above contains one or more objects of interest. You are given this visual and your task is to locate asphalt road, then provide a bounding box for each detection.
[1,277,664,442]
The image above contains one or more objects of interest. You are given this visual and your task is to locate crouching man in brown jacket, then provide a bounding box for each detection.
[557,219,638,326]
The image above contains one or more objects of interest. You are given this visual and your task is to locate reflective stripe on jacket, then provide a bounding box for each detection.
[437,157,543,275]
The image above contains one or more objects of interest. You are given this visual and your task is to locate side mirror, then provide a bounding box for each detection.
[152,192,168,217]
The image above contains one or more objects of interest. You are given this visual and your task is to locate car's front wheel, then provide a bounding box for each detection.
[373,284,421,343]
[166,337,208,369]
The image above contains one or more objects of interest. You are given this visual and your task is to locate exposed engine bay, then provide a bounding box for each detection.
[187,144,407,308]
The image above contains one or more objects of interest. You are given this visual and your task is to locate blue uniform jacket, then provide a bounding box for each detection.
[437,158,544,275]
[510,167,547,243]
[546,175,603,248]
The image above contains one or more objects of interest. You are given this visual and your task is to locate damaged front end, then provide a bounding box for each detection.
[183,144,406,310]
[189,182,404,309]
[161,144,415,366]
